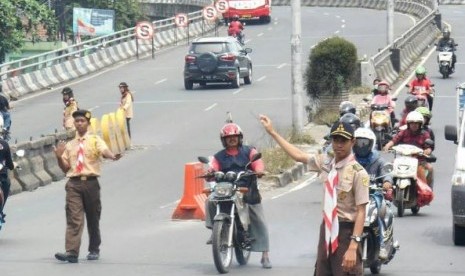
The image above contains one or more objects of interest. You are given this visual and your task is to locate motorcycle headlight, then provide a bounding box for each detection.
[213,183,234,197]
[224,171,237,183]
[452,170,465,186]
[396,164,410,172]
[441,61,449,66]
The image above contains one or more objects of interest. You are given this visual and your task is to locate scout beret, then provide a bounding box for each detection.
[61,87,73,95]
[330,121,354,140]
[118,82,128,88]
[72,109,91,121]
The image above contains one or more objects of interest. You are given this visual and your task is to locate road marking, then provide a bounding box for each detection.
[245,39,251,43]
[155,78,167,85]
[324,12,329,16]
[274,21,278,25]
[233,88,243,95]
[160,199,180,209]
[335,30,340,34]
[341,19,345,23]
[435,95,456,98]
[257,33,264,37]
[277,63,287,69]
[267,27,273,31]
[336,15,340,18]
[257,76,267,82]
[341,24,345,28]
[89,105,99,111]
[310,44,316,49]
[271,174,317,200]
[204,103,218,111]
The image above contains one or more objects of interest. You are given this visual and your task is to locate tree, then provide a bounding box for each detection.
[0,0,57,63]
[305,37,358,99]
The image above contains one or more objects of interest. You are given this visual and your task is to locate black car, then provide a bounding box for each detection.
[183,37,253,90]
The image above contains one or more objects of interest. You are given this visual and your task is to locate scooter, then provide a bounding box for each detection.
[388,143,436,217]
[369,103,393,150]
[227,23,246,45]
[362,170,399,274]
[436,44,457,79]
[199,153,261,274]
[406,84,431,110]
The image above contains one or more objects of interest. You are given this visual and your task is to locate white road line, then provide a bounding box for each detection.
[257,33,264,37]
[324,12,329,16]
[204,103,218,111]
[267,27,273,31]
[274,21,278,25]
[257,76,267,82]
[336,15,340,18]
[233,88,243,95]
[341,19,346,23]
[155,78,167,85]
[341,24,345,28]
[335,30,340,34]
[271,175,317,200]
[160,199,180,209]
[436,95,456,98]
[310,44,316,49]
[88,105,99,111]
[277,63,287,69]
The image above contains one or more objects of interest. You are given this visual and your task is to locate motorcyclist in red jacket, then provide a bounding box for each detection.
[228,15,244,43]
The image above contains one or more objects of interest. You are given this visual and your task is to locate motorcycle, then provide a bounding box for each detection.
[362,171,399,274]
[388,143,436,217]
[406,84,430,110]
[0,149,24,231]
[368,103,393,150]
[198,153,261,274]
[436,44,457,79]
[227,23,246,45]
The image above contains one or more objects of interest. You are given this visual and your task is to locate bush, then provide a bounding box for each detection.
[313,109,339,127]
[305,37,358,98]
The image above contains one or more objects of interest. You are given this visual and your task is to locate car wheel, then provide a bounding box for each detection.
[453,223,465,245]
[184,80,193,90]
[244,65,252,85]
[231,68,240,88]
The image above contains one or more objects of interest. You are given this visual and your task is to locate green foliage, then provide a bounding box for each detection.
[0,0,57,62]
[305,37,358,98]
[261,147,296,174]
[288,129,316,145]
[349,86,371,95]
[313,109,340,127]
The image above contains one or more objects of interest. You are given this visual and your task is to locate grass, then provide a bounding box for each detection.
[349,86,372,94]
[313,109,339,127]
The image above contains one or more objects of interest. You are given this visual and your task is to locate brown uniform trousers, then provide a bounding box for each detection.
[315,221,363,276]
[65,177,101,256]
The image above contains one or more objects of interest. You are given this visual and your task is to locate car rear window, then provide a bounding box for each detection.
[190,43,227,54]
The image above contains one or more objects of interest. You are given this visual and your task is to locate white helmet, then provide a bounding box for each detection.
[354,128,376,157]
[406,111,424,124]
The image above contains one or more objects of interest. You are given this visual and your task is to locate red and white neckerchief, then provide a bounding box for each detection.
[75,139,85,173]
[323,160,339,256]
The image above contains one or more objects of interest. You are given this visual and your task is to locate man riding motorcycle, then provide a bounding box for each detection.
[415,107,435,150]
[339,101,357,117]
[409,66,433,111]
[354,128,394,260]
[383,111,434,188]
[371,80,397,126]
[398,95,418,127]
[228,15,244,44]
[437,28,457,71]
[204,122,272,269]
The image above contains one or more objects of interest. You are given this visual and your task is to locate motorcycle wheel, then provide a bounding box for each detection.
[375,131,384,151]
[411,205,420,215]
[231,68,240,89]
[441,66,449,79]
[370,260,382,274]
[396,189,405,217]
[212,220,233,274]
[234,245,251,265]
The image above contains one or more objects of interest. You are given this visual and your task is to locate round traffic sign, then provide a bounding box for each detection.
[203,5,217,21]
[135,21,154,40]
[215,0,229,13]
[175,13,189,27]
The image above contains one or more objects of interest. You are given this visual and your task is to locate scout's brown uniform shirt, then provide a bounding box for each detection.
[63,101,78,130]
[308,153,369,221]
[61,133,109,177]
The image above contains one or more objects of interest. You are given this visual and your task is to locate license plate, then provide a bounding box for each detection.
[241,15,251,18]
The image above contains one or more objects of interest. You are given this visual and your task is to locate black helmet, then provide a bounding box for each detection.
[61,87,73,97]
[339,101,356,117]
[339,113,361,130]
[404,95,418,111]
[443,28,450,39]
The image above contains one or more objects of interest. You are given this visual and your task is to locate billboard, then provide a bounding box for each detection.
[73,8,115,36]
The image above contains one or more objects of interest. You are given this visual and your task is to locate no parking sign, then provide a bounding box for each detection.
[203,5,217,21]
[175,13,189,27]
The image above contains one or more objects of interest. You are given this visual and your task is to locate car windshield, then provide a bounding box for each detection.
[190,43,226,54]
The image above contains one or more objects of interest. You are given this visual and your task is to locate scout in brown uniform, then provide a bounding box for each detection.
[118,82,134,138]
[260,115,369,276]
[54,109,121,263]
[61,87,79,131]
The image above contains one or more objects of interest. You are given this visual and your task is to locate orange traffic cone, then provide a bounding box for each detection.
[172,162,207,220]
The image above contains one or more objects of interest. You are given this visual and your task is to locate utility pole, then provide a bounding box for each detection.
[387,0,394,44]
[290,0,304,132]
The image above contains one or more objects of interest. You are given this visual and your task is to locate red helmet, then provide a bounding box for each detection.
[377,80,390,94]
[220,123,243,147]
[232,14,239,21]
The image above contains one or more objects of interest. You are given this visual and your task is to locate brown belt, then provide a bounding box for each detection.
[70,176,98,181]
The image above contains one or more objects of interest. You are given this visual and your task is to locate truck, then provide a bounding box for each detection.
[223,0,271,24]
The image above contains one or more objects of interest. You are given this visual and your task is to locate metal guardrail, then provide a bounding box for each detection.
[0,0,212,80]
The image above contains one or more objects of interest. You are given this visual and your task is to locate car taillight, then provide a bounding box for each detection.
[185,55,196,63]
[220,54,236,62]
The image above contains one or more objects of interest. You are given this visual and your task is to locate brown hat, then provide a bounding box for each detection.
[118,82,128,88]
[330,122,354,140]
[72,109,91,122]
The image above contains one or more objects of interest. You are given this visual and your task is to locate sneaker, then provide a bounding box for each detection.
[87,252,100,260]
[379,246,388,260]
[55,252,78,263]
[261,257,272,269]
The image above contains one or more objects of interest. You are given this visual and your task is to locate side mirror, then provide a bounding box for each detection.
[434,43,438,46]
[444,125,458,144]
[405,84,410,88]
[425,139,435,147]
[16,149,25,157]
[392,97,398,101]
[244,48,252,53]
[363,98,370,102]
[250,153,262,163]
[430,83,435,87]
[383,163,393,173]
[198,156,209,164]
[455,43,459,46]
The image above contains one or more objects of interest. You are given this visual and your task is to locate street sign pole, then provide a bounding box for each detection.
[152,36,155,59]
[136,38,139,60]
[291,0,304,132]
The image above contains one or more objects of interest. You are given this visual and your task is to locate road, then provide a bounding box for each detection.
[3,5,463,276]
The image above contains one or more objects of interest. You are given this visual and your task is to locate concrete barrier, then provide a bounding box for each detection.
[29,137,53,186]
[41,136,66,181]
[13,142,42,191]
